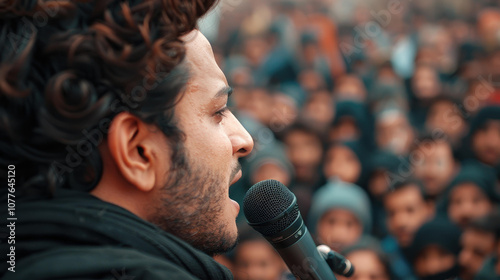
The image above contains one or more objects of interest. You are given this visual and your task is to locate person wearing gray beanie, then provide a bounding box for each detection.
[308,179,372,252]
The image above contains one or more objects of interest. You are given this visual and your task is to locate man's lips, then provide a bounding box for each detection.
[230,169,242,186]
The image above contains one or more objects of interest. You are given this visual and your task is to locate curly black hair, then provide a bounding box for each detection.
[0,0,217,197]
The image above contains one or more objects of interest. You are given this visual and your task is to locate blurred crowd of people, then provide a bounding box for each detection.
[202,0,500,279]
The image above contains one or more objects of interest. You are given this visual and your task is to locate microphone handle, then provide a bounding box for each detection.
[275,227,337,280]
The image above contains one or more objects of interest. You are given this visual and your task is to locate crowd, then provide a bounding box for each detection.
[203,0,500,279]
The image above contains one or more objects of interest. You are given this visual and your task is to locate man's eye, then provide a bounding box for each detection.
[216,107,228,116]
[215,106,229,121]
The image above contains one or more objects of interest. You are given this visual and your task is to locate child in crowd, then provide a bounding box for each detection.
[280,120,325,189]
[322,141,366,187]
[329,100,374,151]
[366,150,406,238]
[308,180,371,252]
[246,141,294,187]
[438,161,499,228]
[474,216,500,280]
[411,134,459,200]
[338,236,393,280]
[232,227,292,280]
[465,105,500,166]
[424,96,467,149]
[408,217,462,280]
[382,179,433,280]
[458,212,500,280]
[374,105,415,156]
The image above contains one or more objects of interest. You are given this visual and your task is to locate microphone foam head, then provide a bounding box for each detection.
[243,179,300,237]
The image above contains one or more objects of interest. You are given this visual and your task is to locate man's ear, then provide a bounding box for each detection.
[106,112,165,192]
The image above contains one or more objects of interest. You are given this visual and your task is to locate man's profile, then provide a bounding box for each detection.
[0,1,253,279]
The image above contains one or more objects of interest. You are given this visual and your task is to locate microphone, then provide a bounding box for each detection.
[243,179,337,280]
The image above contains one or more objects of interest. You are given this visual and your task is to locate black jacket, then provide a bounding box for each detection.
[0,189,233,280]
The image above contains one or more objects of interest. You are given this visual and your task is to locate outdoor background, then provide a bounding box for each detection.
[199,0,500,279]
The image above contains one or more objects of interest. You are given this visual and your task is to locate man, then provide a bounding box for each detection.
[0,1,253,279]
[382,179,433,280]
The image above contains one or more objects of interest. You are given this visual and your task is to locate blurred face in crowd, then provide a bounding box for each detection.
[251,162,291,187]
[337,250,390,280]
[284,130,323,183]
[448,183,493,227]
[234,240,284,280]
[299,69,327,92]
[240,87,273,126]
[323,145,361,183]
[384,185,431,247]
[335,75,366,102]
[270,93,298,132]
[302,42,320,64]
[459,228,496,280]
[368,170,390,199]
[414,245,457,278]
[425,100,466,144]
[472,120,500,166]
[413,140,457,197]
[376,112,414,155]
[412,65,441,101]
[316,209,363,252]
[464,81,493,114]
[329,117,360,142]
[244,37,269,67]
[478,10,500,50]
[303,90,335,129]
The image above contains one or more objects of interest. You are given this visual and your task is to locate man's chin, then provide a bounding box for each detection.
[202,231,238,256]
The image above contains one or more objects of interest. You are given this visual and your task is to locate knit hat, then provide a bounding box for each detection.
[247,141,294,181]
[308,179,372,235]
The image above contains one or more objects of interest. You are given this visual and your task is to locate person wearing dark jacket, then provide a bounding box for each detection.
[0,1,254,279]
[407,217,462,280]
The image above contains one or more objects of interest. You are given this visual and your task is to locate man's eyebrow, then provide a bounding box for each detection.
[214,86,233,99]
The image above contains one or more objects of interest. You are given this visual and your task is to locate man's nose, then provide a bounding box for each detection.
[229,114,254,158]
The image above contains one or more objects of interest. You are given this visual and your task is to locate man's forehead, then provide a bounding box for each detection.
[183,30,211,54]
[182,30,227,87]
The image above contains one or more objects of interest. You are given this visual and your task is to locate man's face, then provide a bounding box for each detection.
[316,209,363,252]
[448,183,492,227]
[413,141,456,196]
[459,228,496,280]
[151,30,253,256]
[384,185,430,247]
